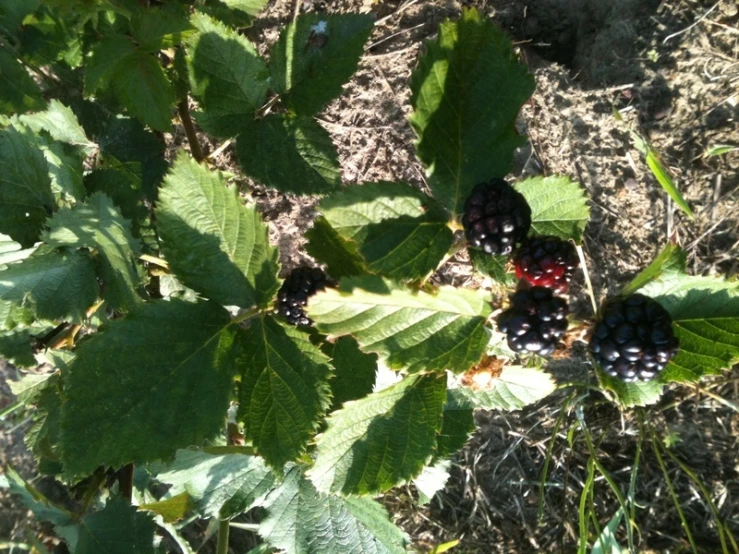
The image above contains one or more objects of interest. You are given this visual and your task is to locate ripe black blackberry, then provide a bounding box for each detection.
[276,267,328,326]
[497,287,569,356]
[589,294,679,382]
[514,236,579,293]
[462,178,531,256]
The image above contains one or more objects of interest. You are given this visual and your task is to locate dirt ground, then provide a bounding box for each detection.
[2,0,738,552]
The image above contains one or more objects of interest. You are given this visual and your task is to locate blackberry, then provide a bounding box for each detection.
[276,267,328,326]
[497,287,569,356]
[589,294,679,382]
[514,236,579,293]
[462,179,531,256]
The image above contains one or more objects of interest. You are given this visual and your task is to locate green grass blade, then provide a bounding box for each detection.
[579,458,596,554]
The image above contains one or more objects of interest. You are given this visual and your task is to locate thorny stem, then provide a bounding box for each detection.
[178,98,205,162]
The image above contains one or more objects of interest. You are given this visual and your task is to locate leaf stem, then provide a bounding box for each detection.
[230,307,261,325]
[178,98,205,162]
[216,518,230,554]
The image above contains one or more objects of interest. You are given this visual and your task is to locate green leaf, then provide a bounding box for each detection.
[0,126,54,247]
[35,135,86,201]
[18,99,96,152]
[270,14,373,116]
[0,325,46,367]
[0,250,97,322]
[84,168,149,237]
[131,6,193,51]
[186,12,269,137]
[5,466,75,527]
[632,133,693,219]
[468,249,516,286]
[220,0,268,16]
[309,374,446,495]
[261,466,408,554]
[450,365,556,411]
[140,493,193,523]
[0,0,40,36]
[0,232,37,267]
[24,381,63,465]
[705,144,738,157]
[435,397,474,460]
[157,153,280,309]
[322,336,377,410]
[111,50,175,132]
[43,192,143,311]
[304,217,367,279]
[308,276,492,374]
[154,449,275,519]
[238,315,332,469]
[17,7,83,68]
[318,182,454,281]
[599,371,664,408]
[60,299,239,475]
[514,176,590,242]
[236,114,341,195]
[9,372,57,403]
[0,49,45,114]
[72,498,156,554]
[0,298,34,330]
[413,460,451,505]
[408,8,534,217]
[84,34,136,95]
[625,251,739,383]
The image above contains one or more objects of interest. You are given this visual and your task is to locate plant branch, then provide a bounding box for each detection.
[178,98,205,162]
[118,463,134,503]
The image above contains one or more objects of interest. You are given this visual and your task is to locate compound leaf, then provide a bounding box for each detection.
[155,449,275,519]
[262,465,408,554]
[0,49,45,114]
[0,249,97,322]
[514,176,590,242]
[322,336,377,410]
[308,373,446,495]
[73,498,156,554]
[236,114,341,195]
[43,192,143,311]
[308,276,491,374]
[270,13,373,116]
[60,299,239,475]
[409,8,534,217]
[238,315,332,469]
[157,154,279,308]
[186,12,269,137]
[450,365,556,411]
[305,217,367,280]
[0,127,54,247]
[318,182,454,281]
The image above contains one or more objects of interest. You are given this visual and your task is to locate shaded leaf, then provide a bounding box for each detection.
[0,127,54,247]
[599,371,664,408]
[261,466,408,554]
[322,336,377,410]
[468,249,516,286]
[238,316,332,469]
[409,8,534,217]
[0,49,45,114]
[515,176,590,242]
[84,34,136,95]
[318,182,454,281]
[308,374,446,495]
[0,249,97,322]
[72,498,156,554]
[154,449,275,519]
[60,299,239,475]
[435,394,475,460]
[5,466,75,527]
[43,192,143,311]
[304,217,367,280]
[270,14,373,115]
[308,276,492,374]
[157,153,280,309]
[131,5,194,51]
[236,114,341,195]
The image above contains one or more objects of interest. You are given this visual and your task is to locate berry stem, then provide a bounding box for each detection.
[575,244,597,315]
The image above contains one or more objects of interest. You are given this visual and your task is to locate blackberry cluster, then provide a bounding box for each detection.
[497,287,569,356]
[514,236,579,293]
[462,179,531,256]
[589,294,679,382]
[276,267,328,326]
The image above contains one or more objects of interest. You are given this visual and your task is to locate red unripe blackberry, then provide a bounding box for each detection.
[462,179,532,256]
[497,287,569,357]
[589,293,679,382]
[514,236,579,293]
[276,267,328,326]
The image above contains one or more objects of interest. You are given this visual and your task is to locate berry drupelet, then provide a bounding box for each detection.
[589,293,679,382]
[514,236,579,293]
[497,287,569,356]
[462,178,532,256]
[276,267,328,326]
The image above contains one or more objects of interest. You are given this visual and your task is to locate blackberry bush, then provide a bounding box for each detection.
[276,266,329,326]
[514,235,579,293]
[462,179,532,256]
[497,287,569,356]
[589,293,680,382]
